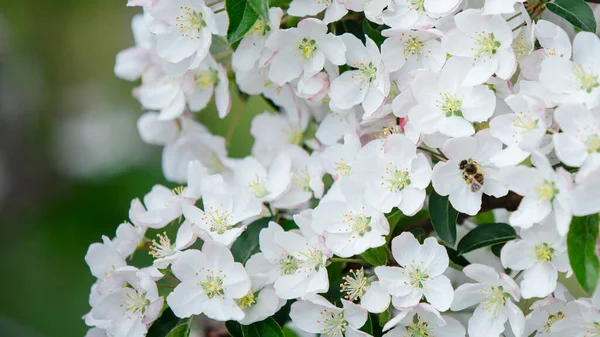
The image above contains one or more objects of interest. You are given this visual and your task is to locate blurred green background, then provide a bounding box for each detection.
[0,2,265,336]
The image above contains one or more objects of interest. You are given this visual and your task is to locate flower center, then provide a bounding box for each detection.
[122,288,149,317]
[279,254,300,275]
[344,212,372,236]
[574,64,600,93]
[340,268,371,301]
[248,176,269,198]
[407,314,433,337]
[354,61,378,85]
[474,32,501,57]
[513,30,530,57]
[585,134,600,153]
[544,311,565,333]
[300,247,325,271]
[410,0,425,12]
[292,169,311,192]
[589,322,600,336]
[205,208,233,234]
[149,232,176,259]
[481,286,509,317]
[404,36,425,56]
[534,243,555,263]
[438,92,463,117]
[297,38,317,59]
[237,291,257,309]
[194,69,218,89]
[513,112,540,133]
[289,128,303,145]
[176,6,206,38]
[407,263,429,289]
[250,18,267,36]
[535,180,559,202]
[384,166,411,193]
[334,159,352,178]
[199,274,225,299]
[320,310,348,337]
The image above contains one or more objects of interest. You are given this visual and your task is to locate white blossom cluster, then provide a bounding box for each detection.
[83,0,600,337]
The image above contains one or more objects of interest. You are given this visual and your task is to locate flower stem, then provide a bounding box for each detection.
[206,0,223,6]
[329,258,367,264]
[214,7,225,14]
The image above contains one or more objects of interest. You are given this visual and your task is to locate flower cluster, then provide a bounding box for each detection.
[84,0,600,337]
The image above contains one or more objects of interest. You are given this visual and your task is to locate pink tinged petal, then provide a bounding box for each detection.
[451,283,487,311]
[156,27,199,63]
[158,90,186,120]
[268,50,303,85]
[324,1,349,24]
[495,48,517,80]
[142,297,164,324]
[553,133,587,167]
[407,104,440,135]
[114,47,150,81]
[289,300,330,333]
[431,316,466,336]
[166,281,207,318]
[361,282,391,313]
[316,33,346,65]
[175,220,197,250]
[423,275,453,311]
[509,195,552,229]
[374,266,412,296]
[520,263,557,299]
[468,305,507,337]
[201,296,245,321]
[390,232,421,267]
[391,288,423,309]
[463,264,501,284]
[461,85,496,122]
[170,249,205,282]
[506,301,525,337]
[362,87,387,117]
[342,300,368,329]
[381,37,407,72]
[399,187,426,216]
[329,71,368,109]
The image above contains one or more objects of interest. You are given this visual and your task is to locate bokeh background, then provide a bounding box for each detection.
[0,2,267,336]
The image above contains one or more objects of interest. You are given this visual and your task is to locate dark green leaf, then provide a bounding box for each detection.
[230,217,272,264]
[359,312,373,335]
[568,214,600,294]
[226,321,244,337]
[386,208,402,238]
[279,219,298,231]
[283,327,300,337]
[456,223,517,256]
[410,228,427,244]
[547,0,596,32]
[491,243,504,258]
[362,19,385,47]
[378,306,392,328]
[429,191,458,246]
[272,300,291,327]
[147,308,191,337]
[361,246,388,266]
[391,210,429,238]
[226,0,259,44]
[445,246,470,267]
[324,262,344,303]
[248,0,269,20]
[241,318,285,337]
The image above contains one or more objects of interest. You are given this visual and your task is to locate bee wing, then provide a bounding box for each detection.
[470,178,483,192]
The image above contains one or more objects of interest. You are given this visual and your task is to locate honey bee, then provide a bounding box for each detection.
[459,159,484,192]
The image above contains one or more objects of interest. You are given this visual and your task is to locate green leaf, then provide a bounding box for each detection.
[324,261,344,303]
[283,327,300,337]
[378,306,393,328]
[456,223,517,256]
[226,321,244,337]
[226,0,259,44]
[445,246,470,267]
[362,19,385,47]
[361,246,388,266]
[230,217,272,264]
[279,219,298,231]
[429,191,458,246]
[546,0,597,33]
[386,208,403,237]
[248,0,269,20]
[567,214,600,294]
[241,318,285,337]
[147,308,191,337]
[360,313,373,335]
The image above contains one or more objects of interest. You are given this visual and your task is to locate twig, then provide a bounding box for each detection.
[330,258,367,264]
[206,0,223,6]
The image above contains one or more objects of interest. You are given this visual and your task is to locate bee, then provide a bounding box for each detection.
[459,159,484,192]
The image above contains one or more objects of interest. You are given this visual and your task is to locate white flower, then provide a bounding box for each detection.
[150,0,222,66]
[539,32,600,109]
[432,131,509,215]
[329,34,390,117]
[489,94,549,167]
[288,0,348,24]
[246,213,331,300]
[182,179,262,246]
[344,0,390,24]
[483,0,524,15]
[408,57,496,138]
[232,7,283,71]
[265,18,346,85]
[550,299,600,337]
[382,303,466,337]
[442,9,516,85]
[134,184,194,229]
[239,259,287,325]
[114,15,154,81]
[233,153,292,203]
[290,295,370,337]
[112,199,149,258]
[351,134,432,214]
[523,286,578,336]
[519,20,571,81]
[451,264,524,337]
[375,232,454,311]
[382,0,459,29]
[507,153,572,235]
[312,179,389,257]
[91,267,164,337]
[250,111,308,166]
[340,268,391,313]
[85,236,127,280]
[570,156,600,216]
[381,28,446,74]
[553,103,600,167]
[501,221,570,299]
[166,241,251,320]
[320,133,362,180]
